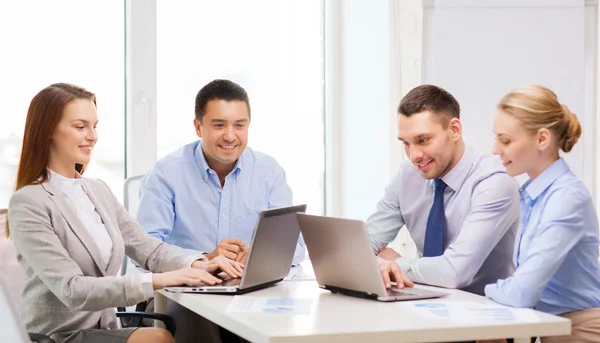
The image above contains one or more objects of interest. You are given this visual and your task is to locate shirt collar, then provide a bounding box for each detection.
[437,146,475,192]
[521,158,570,201]
[47,168,82,194]
[195,139,243,183]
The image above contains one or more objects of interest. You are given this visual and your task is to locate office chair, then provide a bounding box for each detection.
[0,274,54,343]
[117,175,169,330]
[1,209,50,343]
[118,174,144,277]
[123,174,144,221]
[0,274,175,342]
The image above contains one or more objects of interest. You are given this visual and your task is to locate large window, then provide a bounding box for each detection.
[156,1,325,214]
[0,1,125,205]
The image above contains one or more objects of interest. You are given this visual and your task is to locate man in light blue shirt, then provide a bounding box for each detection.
[369,85,520,295]
[137,80,305,343]
[137,80,305,266]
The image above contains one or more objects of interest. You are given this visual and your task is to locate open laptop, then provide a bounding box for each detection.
[164,204,307,295]
[297,214,447,302]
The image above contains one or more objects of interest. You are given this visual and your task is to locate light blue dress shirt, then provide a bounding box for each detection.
[485,158,600,315]
[367,147,520,295]
[137,140,305,265]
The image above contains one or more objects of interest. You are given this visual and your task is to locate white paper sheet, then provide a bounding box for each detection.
[226,296,313,314]
[406,301,542,323]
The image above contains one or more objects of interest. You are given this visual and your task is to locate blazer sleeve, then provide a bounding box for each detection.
[8,191,149,311]
[96,179,204,272]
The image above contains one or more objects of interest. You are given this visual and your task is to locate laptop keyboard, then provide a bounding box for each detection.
[220,277,241,287]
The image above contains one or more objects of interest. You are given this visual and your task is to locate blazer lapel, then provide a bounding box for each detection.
[81,180,123,276]
[42,182,107,275]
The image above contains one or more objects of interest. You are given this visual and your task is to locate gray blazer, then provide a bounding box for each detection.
[8,177,198,342]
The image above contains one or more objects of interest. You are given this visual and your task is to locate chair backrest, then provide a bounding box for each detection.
[0,277,30,343]
[121,175,144,277]
[124,175,144,219]
[0,209,25,309]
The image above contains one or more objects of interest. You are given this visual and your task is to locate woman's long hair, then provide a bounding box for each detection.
[5,83,96,237]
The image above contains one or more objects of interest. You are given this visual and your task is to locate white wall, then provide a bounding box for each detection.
[422,0,596,192]
[325,0,598,256]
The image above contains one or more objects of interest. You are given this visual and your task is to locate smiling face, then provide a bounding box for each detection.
[48,98,98,175]
[194,99,250,175]
[398,110,462,179]
[492,109,542,178]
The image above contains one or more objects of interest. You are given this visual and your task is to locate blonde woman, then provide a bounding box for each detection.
[485,85,600,343]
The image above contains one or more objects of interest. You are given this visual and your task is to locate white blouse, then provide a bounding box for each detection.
[48,169,154,299]
[48,170,113,264]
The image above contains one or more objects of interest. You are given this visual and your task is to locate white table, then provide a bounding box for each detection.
[154,279,570,343]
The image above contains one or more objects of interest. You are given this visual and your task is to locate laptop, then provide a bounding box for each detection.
[164,204,307,295]
[297,214,447,302]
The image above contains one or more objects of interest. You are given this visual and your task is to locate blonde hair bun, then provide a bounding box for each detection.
[560,104,581,153]
[498,85,582,153]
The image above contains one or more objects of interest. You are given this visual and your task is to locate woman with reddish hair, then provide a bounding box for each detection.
[7,83,244,343]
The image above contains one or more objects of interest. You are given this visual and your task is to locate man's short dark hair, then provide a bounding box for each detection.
[195,79,251,122]
[398,85,460,127]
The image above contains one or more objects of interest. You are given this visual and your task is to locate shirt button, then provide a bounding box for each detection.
[218,189,223,193]
[221,213,226,218]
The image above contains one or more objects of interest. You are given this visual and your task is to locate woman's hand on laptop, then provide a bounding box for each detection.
[202,255,244,278]
[152,267,222,289]
[376,257,414,289]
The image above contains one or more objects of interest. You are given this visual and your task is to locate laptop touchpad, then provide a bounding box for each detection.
[221,278,241,287]
[388,288,416,296]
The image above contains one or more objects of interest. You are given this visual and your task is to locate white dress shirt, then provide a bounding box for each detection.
[366,147,520,295]
[48,169,154,299]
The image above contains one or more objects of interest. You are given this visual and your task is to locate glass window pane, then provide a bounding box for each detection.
[156,1,324,213]
[0,1,125,205]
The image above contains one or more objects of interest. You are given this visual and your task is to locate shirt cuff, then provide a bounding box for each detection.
[141,272,155,299]
[395,256,415,274]
[484,283,496,298]
[185,254,208,267]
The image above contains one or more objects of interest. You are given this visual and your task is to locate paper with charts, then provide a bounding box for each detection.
[406,301,542,323]
[226,296,313,314]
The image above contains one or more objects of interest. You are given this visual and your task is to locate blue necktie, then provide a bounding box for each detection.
[423,178,447,257]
